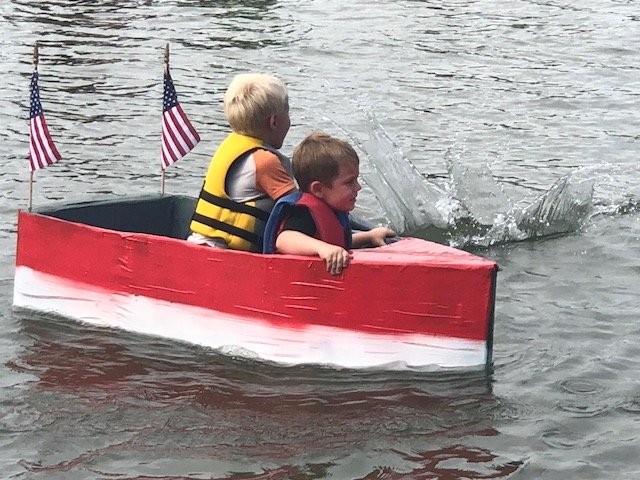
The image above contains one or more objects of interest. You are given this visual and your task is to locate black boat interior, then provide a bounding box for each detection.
[33,195,197,240]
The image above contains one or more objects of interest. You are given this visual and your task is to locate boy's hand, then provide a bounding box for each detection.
[366,227,397,247]
[317,244,350,275]
[276,230,351,275]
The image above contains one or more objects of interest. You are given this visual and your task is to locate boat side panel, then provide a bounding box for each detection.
[15,211,496,342]
[14,266,487,369]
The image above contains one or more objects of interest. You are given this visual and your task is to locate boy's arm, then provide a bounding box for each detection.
[253,150,296,200]
[352,227,396,248]
[276,231,350,275]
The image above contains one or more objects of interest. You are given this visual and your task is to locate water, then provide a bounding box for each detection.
[1,1,640,478]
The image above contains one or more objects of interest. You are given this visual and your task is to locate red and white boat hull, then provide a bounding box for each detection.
[14,206,498,370]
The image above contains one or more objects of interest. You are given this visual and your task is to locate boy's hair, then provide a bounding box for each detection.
[292,131,360,192]
[224,73,289,136]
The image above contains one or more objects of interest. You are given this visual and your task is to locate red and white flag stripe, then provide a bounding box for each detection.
[29,70,61,172]
[29,114,62,171]
[161,104,200,169]
[161,70,200,170]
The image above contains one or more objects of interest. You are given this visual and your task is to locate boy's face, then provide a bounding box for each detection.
[315,162,361,212]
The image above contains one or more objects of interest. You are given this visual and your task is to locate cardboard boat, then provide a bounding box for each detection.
[13,194,498,371]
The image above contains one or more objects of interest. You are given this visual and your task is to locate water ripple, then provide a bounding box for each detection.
[2,1,640,478]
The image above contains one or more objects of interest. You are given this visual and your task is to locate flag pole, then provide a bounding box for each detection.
[160,44,199,178]
[28,172,34,212]
[161,42,170,196]
[29,42,39,211]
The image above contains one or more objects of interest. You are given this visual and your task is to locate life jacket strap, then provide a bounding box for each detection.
[198,190,270,222]
[191,212,262,247]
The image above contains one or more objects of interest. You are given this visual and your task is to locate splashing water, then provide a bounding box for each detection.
[470,174,595,247]
[517,175,594,237]
[324,111,452,233]
[445,146,513,227]
[442,146,595,247]
[359,112,450,233]
[349,112,596,248]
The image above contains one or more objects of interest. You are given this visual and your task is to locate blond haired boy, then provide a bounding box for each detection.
[189,73,296,252]
[263,131,395,275]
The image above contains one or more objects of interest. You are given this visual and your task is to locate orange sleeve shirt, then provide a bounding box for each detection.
[253,149,296,200]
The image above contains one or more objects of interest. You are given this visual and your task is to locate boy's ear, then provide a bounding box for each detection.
[309,180,325,198]
[268,114,278,129]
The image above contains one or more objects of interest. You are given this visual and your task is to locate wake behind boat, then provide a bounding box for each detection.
[13,194,498,371]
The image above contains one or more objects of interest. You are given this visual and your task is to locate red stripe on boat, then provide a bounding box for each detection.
[15,211,497,342]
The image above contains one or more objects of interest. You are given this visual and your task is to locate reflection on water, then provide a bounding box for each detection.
[360,446,522,480]
[13,312,493,404]
[1,312,526,478]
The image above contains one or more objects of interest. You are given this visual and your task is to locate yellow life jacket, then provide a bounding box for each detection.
[190,132,285,252]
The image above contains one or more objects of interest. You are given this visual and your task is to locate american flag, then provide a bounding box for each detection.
[161,70,200,169]
[29,70,61,172]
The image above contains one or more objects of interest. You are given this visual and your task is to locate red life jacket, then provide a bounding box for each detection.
[293,193,348,248]
[262,192,351,253]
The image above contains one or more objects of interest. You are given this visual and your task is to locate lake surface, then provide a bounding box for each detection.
[1,1,640,478]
